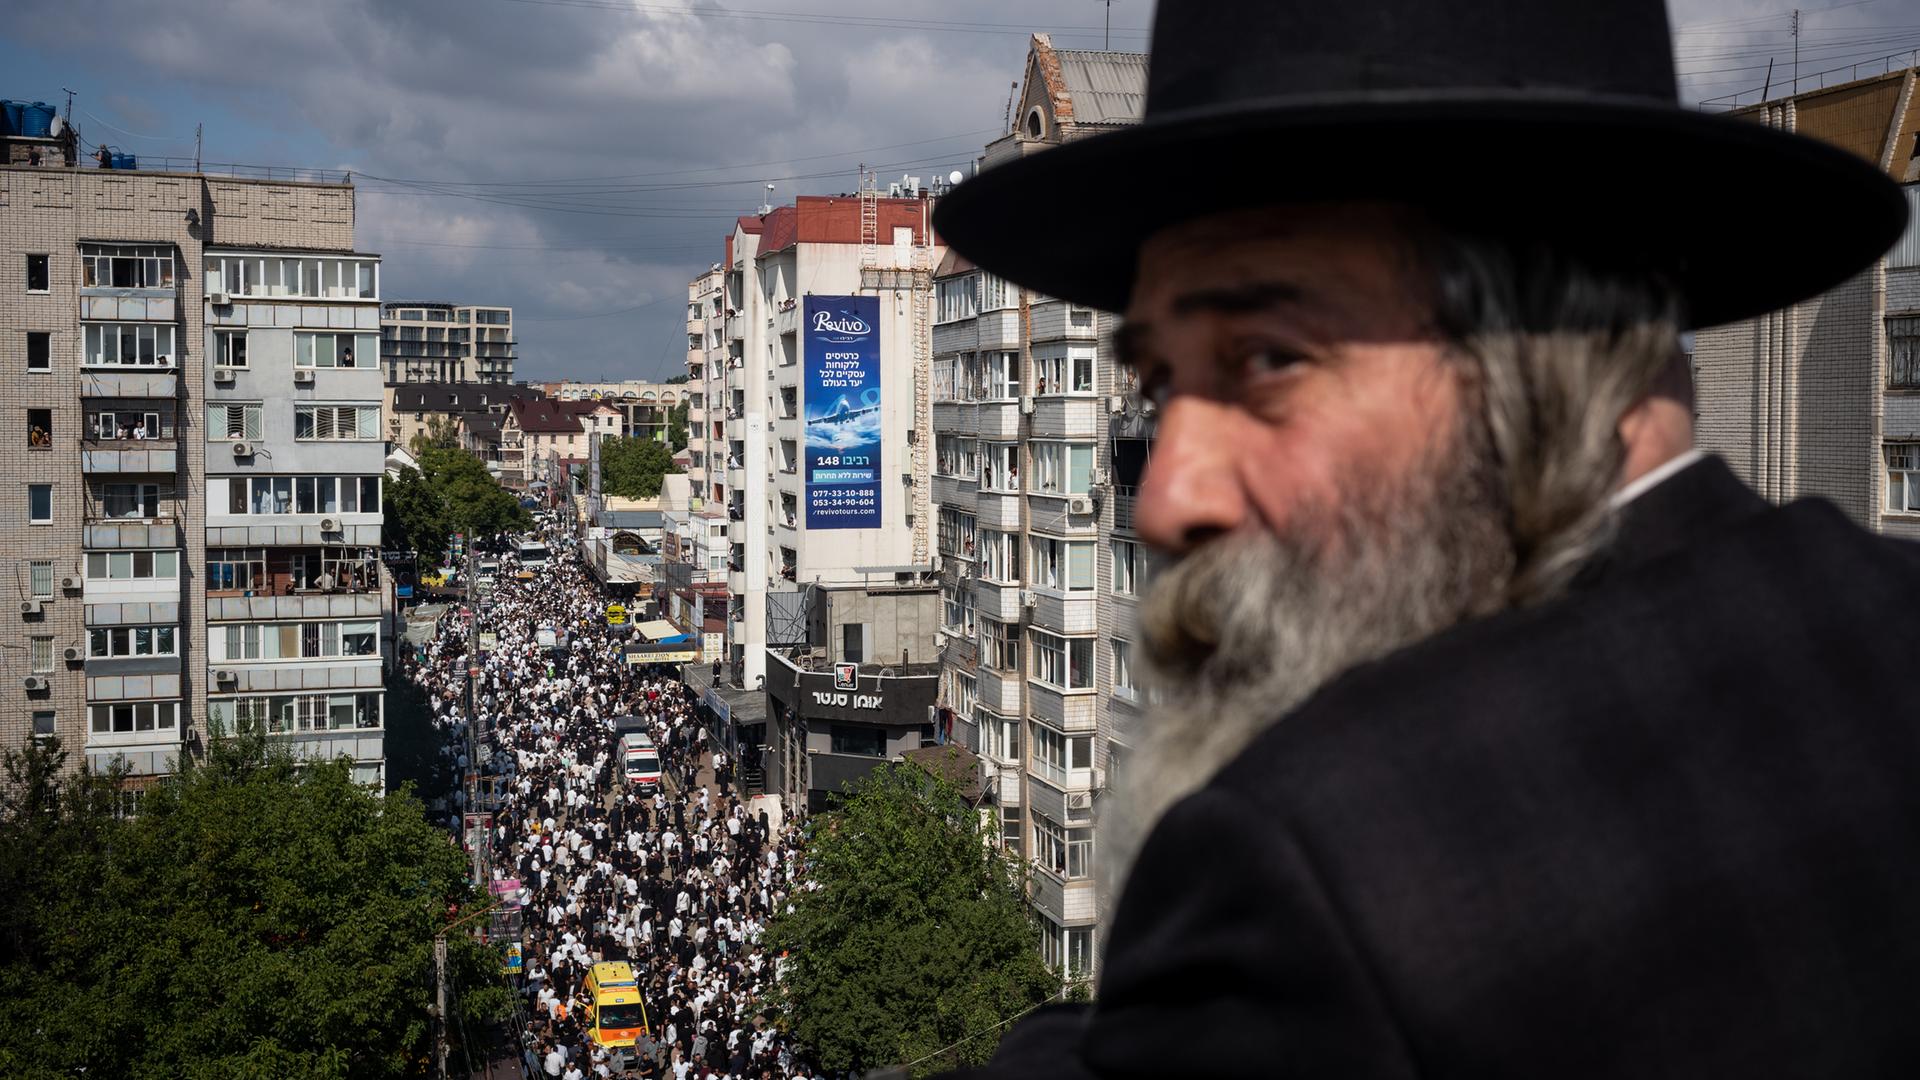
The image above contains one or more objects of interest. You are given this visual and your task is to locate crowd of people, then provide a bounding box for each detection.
[401,513,826,1079]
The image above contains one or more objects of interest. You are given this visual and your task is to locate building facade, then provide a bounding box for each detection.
[929,34,1148,982]
[687,266,726,507]
[380,301,516,385]
[1,138,387,785]
[499,397,623,491]
[1694,68,1920,540]
[539,380,684,444]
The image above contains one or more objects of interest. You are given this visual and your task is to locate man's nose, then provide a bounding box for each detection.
[1135,396,1250,555]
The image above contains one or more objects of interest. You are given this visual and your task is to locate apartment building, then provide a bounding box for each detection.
[380,300,516,385]
[1,129,387,785]
[687,266,725,504]
[929,34,1147,982]
[1694,67,1920,538]
[384,381,543,458]
[499,396,623,490]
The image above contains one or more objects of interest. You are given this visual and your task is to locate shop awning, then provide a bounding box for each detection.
[633,619,681,641]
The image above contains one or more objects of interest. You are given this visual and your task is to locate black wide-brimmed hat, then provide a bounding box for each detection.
[933,0,1908,327]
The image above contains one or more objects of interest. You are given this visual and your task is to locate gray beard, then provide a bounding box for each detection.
[1099,423,1515,906]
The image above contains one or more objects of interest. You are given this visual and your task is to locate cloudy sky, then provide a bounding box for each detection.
[5,0,1914,381]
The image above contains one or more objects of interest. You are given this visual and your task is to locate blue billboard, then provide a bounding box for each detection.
[804,295,882,529]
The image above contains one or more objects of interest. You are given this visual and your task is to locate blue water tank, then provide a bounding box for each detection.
[112,152,136,171]
[19,101,55,138]
[0,101,21,136]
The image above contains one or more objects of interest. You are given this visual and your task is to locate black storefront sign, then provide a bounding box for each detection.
[766,660,938,729]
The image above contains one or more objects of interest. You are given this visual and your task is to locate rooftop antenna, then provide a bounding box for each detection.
[1002,80,1018,134]
[760,182,775,216]
[60,87,75,121]
[1096,0,1119,49]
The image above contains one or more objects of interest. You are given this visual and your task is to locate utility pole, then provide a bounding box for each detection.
[60,88,74,121]
[1096,0,1119,49]
[194,123,203,173]
[433,935,451,1080]
[1792,9,1801,95]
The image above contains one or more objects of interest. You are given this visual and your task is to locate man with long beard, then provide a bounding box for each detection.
[930,0,1920,1076]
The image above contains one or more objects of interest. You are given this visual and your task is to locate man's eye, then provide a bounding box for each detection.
[1243,348,1302,376]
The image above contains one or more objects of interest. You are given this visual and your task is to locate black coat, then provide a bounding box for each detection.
[965,457,1920,1078]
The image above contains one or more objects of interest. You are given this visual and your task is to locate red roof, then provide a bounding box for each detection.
[755,195,930,254]
[511,398,585,434]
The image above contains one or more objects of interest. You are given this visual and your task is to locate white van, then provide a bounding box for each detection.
[621,733,662,792]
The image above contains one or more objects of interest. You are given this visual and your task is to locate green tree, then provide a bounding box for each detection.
[0,735,508,1080]
[599,435,683,499]
[766,757,1059,1076]
[408,414,462,456]
[385,465,451,567]
[418,446,530,542]
[668,400,690,453]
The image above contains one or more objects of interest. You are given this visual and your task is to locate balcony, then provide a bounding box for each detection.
[932,473,978,511]
[80,291,177,323]
[976,666,1023,716]
[82,368,177,399]
[973,578,1024,623]
[1031,396,1100,439]
[725,313,744,341]
[1030,588,1097,635]
[1028,678,1097,733]
[687,316,708,337]
[1111,485,1138,533]
[83,513,179,550]
[974,489,1022,531]
[206,559,383,621]
[80,445,177,475]
[774,303,799,338]
[932,401,977,438]
[1029,301,1099,342]
[727,465,746,488]
[976,400,1021,441]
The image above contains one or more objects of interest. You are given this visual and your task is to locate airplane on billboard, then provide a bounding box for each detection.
[812,396,880,424]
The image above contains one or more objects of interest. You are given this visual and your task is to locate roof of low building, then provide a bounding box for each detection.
[1053,47,1149,126]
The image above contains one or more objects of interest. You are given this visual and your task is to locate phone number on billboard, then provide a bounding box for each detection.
[812,494,876,509]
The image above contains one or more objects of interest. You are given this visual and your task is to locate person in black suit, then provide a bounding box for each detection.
[930,0,1917,1076]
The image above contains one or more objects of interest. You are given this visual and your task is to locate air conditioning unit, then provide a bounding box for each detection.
[62,646,83,663]
[230,440,253,457]
[1066,790,1094,811]
[1066,494,1094,515]
[1019,395,1035,415]
[1092,766,1107,791]
[22,676,48,692]
[1020,589,1037,609]
[20,600,42,617]
[59,575,82,591]
[293,369,315,384]
[318,517,341,533]
[214,669,238,685]
[208,291,231,306]
[1089,468,1110,487]
[212,366,236,382]
[1107,394,1127,414]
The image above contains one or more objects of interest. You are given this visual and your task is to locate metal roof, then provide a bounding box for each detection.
[1054,49,1148,126]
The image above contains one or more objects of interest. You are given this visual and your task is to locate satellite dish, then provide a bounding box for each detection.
[948,170,964,185]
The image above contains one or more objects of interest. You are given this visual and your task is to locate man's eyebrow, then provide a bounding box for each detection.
[1169,280,1308,317]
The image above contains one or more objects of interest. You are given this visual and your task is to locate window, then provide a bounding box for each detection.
[206,548,267,591]
[1030,536,1094,591]
[830,724,887,757]
[842,622,866,663]
[27,409,51,449]
[1031,441,1095,495]
[1032,811,1094,880]
[207,255,377,301]
[31,710,55,740]
[937,508,977,562]
[935,434,978,479]
[99,483,165,519]
[1112,539,1142,595]
[215,330,248,368]
[28,484,51,524]
[83,323,176,367]
[26,254,49,293]
[1888,443,1920,512]
[89,701,179,735]
[951,671,977,719]
[1034,345,1095,394]
[980,273,1015,312]
[941,581,977,636]
[1031,721,1093,786]
[936,275,978,324]
[28,561,53,598]
[982,617,1020,673]
[90,409,173,441]
[934,356,967,402]
[84,550,179,580]
[1067,927,1094,978]
[30,636,54,673]
[1112,639,1136,696]
[88,625,178,658]
[980,712,1019,762]
[227,475,377,515]
[295,405,380,440]
[1031,629,1095,690]
[979,529,1021,583]
[982,351,1019,399]
[294,331,380,369]
[215,619,377,661]
[981,443,1020,492]
[208,403,263,441]
[26,332,50,372]
[82,244,173,289]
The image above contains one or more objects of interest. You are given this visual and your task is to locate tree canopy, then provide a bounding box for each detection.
[385,448,531,567]
[0,737,508,1080]
[765,758,1059,1076]
[600,435,682,500]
